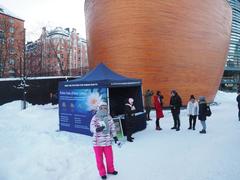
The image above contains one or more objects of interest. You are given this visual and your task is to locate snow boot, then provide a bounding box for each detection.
[171,127,176,130]
[101,175,107,179]
[156,126,162,130]
[199,130,206,134]
[188,127,192,130]
[108,171,118,175]
[127,137,133,142]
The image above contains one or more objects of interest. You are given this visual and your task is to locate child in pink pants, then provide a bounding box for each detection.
[90,102,119,179]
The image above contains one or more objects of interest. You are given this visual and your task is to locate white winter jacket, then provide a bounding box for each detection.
[187,101,199,116]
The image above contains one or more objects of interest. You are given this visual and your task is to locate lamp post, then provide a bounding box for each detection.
[17,28,28,110]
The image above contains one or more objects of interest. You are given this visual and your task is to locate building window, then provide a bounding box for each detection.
[9,58,15,65]
[0,30,4,43]
[9,27,15,33]
[8,69,15,77]
[9,37,14,45]
[9,47,15,54]
[9,18,14,24]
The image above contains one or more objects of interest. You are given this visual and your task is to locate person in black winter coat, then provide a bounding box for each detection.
[236,91,240,121]
[169,90,182,131]
[198,96,208,134]
[124,98,136,142]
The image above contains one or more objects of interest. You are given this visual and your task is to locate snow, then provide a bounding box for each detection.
[0,91,240,180]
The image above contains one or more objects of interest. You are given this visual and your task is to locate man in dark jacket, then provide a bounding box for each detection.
[124,98,136,142]
[170,90,182,131]
[236,90,240,121]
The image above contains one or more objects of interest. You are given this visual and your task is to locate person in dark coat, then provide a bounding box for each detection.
[153,91,164,130]
[144,89,154,120]
[198,96,208,134]
[236,90,240,121]
[124,98,136,142]
[169,90,182,131]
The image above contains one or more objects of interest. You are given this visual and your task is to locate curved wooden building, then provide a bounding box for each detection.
[84,0,232,106]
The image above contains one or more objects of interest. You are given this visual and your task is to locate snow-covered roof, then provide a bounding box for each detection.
[0,76,79,82]
[47,27,70,38]
[0,4,24,21]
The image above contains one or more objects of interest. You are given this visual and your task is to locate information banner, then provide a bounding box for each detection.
[59,87,107,135]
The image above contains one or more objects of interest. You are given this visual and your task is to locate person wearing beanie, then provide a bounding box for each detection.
[186,95,199,130]
[90,102,119,179]
[236,90,240,121]
[198,96,208,134]
[153,91,164,130]
[169,90,182,131]
[124,98,136,142]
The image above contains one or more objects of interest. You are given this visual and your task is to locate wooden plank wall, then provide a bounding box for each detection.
[84,0,232,106]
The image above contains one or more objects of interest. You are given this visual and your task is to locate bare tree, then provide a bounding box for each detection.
[48,35,71,76]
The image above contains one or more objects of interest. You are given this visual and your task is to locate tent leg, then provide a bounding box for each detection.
[107,88,110,114]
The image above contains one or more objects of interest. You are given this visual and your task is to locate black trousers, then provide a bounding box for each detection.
[145,106,151,120]
[189,115,197,128]
[126,118,133,139]
[172,112,180,129]
[156,118,160,128]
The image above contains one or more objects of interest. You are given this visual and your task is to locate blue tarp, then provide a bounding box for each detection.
[59,63,142,88]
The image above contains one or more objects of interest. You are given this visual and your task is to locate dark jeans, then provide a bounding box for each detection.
[189,115,197,128]
[172,112,180,129]
[156,118,160,128]
[145,106,151,120]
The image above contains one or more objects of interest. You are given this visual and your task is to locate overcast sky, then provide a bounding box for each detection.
[0,0,86,42]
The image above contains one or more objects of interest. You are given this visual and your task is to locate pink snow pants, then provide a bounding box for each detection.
[93,146,115,176]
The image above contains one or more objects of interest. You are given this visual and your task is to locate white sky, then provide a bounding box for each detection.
[0,0,86,42]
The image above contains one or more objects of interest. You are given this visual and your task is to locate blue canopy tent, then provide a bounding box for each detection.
[58,63,146,136]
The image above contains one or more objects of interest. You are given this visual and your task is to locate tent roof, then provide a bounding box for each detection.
[61,63,141,88]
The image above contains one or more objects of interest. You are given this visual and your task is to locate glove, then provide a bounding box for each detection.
[96,126,105,132]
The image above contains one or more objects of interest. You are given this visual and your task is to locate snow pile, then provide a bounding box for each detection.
[0,92,240,180]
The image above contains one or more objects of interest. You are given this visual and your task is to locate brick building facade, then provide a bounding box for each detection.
[0,5,25,78]
[26,27,88,77]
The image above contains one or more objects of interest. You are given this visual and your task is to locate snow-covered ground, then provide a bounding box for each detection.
[0,91,240,180]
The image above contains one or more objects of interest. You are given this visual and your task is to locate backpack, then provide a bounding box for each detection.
[206,105,212,117]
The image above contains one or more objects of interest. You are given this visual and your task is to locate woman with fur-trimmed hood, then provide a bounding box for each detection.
[90,102,119,179]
